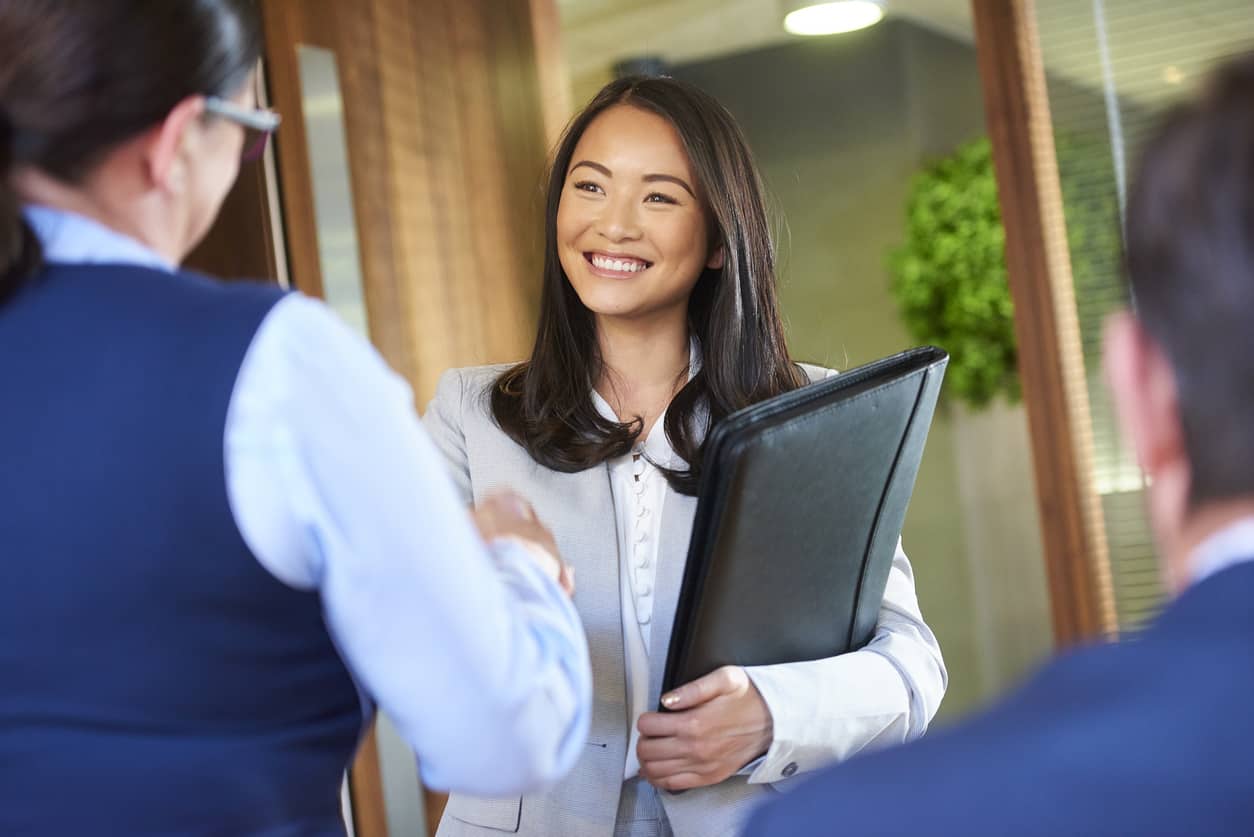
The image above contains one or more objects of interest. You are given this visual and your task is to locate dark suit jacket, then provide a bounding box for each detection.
[742,561,1254,837]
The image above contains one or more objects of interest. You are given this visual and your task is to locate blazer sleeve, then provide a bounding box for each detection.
[422,368,473,505]
[740,364,947,785]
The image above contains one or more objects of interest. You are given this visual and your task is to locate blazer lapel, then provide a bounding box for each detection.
[529,462,628,743]
[647,399,706,707]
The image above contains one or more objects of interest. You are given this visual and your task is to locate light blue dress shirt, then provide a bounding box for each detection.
[23,205,592,795]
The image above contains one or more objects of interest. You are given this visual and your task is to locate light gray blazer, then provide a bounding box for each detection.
[424,364,946,837]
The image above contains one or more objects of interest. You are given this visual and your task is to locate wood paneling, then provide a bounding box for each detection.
[262,0,554,401]
[971,0,1118,645]
[529,0,575,148]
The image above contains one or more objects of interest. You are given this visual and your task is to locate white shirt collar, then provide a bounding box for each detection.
[1190,516,1254,585]
[23,205,175,273]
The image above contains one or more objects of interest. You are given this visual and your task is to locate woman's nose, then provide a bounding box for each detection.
[596,194,642,242]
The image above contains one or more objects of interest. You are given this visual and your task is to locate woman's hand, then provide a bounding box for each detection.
[635,666,773,791]
[472,492,575,596]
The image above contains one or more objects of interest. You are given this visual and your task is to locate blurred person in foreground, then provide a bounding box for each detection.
[744,51,1254,837]
[0,2,589,835]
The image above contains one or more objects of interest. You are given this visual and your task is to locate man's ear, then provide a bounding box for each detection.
[1104,310,1190,491]
[141,95,206,192]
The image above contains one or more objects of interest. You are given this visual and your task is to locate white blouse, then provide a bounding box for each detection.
[593,390,677,779]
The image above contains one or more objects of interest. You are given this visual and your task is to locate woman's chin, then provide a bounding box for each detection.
[569,280,692,326]
[571,285,648,319]
[586,302,648,322]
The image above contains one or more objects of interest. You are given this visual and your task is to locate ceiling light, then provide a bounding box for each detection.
[783,1,885,36]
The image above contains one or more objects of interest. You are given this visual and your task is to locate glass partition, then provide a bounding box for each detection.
[297,44,370,337]
[1035,0,1254,628]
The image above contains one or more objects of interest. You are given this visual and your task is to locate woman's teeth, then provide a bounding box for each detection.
[591,254,648,273]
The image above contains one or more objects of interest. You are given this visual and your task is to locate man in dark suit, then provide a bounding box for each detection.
[743,52,1254,837]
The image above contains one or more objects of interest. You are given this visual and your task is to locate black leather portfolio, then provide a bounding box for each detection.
[660,346,948,699]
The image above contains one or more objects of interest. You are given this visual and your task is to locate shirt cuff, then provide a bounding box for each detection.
[736,754,768,776]
[742,665,804,784]
[487,537,566,603]
[742,651,910,785]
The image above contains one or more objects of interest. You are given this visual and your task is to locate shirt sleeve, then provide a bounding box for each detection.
[224,293,591,795]
[742,540,947,784]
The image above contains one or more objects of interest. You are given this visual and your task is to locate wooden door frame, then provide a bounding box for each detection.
[970,0,1118,645]
[257,3,391,836]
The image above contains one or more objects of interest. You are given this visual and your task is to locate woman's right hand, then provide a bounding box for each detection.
[473,493,575,596]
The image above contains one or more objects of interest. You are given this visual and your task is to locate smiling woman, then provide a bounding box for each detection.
[491,77,803,493]
[424,75,948,837]
[557,105,722,357]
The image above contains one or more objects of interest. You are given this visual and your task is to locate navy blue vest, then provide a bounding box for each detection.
[0,264,363,836]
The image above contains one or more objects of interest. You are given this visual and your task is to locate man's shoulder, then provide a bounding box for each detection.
[745,616,1254,837]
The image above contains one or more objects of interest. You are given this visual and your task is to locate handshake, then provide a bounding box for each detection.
[472,493,576,597]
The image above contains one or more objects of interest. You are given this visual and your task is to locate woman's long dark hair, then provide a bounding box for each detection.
[0,0,262,304]
[492,76,806,495]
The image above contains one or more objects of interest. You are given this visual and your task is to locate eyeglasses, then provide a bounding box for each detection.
[204,96,281,163]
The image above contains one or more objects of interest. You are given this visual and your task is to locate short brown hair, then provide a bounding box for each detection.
[0,0,262,302]
[1125,52,1254,505]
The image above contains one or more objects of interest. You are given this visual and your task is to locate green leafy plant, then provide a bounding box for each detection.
[891,138,1016,408]
[890,135,1120,409]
